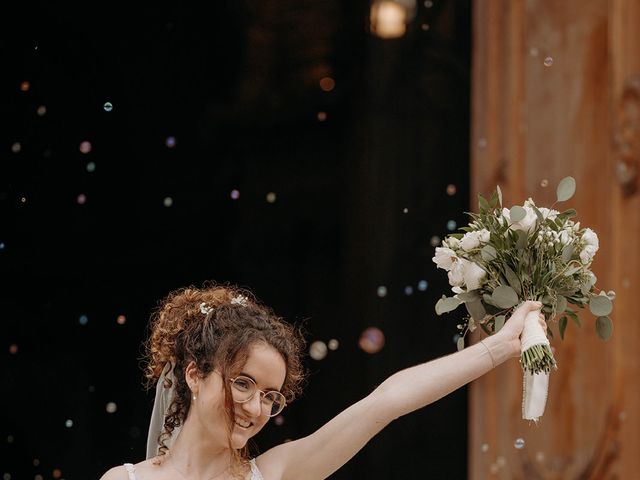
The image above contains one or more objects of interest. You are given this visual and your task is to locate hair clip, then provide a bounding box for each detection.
[199,302,214,315]
[230,295,248,306]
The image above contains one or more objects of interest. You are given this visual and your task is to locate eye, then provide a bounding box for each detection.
[233,378,252,392]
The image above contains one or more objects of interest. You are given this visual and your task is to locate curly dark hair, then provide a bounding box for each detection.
[143,282,306,472]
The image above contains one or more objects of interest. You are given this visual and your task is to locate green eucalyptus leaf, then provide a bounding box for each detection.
[559,316,568,340]
[561,245,574,262]
[494,315,506,332]
[503,265,522,295]
[481,244,498,261]
[456,336,465,351]
[564,266,581,276]
[589,295,613,317]
[516,230,528,250]
[457,291,481,302]
[489,190,499,208]
[496,185,503,207]
[556,176,576,202]
[595,316,613,341]
[478,194,490,212]
[492,285,519,309]
[465,299,487,322]
[435,296,463,315]
[555,295,567,315]
[532,205,545,224]
[510,205,526,223]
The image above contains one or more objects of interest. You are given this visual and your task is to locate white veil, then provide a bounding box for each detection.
[146,362,181,459]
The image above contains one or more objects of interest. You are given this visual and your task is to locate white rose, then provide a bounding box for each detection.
[432,247,457,271]
[503,206,537,233]
[460,231,481,251]
[582,228,599,249]
[478,229,490,243]
[580,245,598,264]
[462,259,487,291]
[443,236,460,249]
[447,261,465,286]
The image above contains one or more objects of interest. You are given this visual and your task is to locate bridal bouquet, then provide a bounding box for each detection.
[432,177,614,421]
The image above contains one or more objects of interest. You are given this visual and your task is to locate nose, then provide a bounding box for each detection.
[241,393,263,418]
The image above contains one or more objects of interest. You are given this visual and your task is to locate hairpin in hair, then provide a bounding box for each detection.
[230,295,248,306]
[199,302,214,315]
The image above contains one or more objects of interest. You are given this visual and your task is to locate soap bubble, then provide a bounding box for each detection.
[106,402,118,413]
[544,57,553,67]
[376,286,388,298]
[417,280,428,291]
[65,419,73,428]
[327,339,339,350]
[514,438,525,449]
[359,327,385,354]
[103,102,113,112]
[309,341,328,360]
[163,197,173,207]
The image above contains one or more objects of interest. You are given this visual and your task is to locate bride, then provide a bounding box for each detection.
[100,284,544,480]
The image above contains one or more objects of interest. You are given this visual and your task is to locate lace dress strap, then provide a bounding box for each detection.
[123,463,136,480]
[249,458,264,480]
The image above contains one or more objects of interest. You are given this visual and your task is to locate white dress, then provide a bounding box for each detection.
[123,459,264,480]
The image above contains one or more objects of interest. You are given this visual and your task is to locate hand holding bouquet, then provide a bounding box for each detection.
[432,177,615,421]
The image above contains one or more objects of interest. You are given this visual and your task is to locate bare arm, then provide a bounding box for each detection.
[258,301,543,480]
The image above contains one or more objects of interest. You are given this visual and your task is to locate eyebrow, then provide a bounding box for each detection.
[240,371,281,392]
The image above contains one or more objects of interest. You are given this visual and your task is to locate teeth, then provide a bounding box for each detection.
[235,419,251,428]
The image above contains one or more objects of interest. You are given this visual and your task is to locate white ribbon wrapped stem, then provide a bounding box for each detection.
[521,310,551,422]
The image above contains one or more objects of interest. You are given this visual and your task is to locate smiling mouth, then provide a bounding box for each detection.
[235,418,253,429]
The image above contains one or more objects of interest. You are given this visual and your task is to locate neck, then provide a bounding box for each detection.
[166,413,234,479]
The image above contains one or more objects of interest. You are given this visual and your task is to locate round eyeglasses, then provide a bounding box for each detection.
[229,376,287,417]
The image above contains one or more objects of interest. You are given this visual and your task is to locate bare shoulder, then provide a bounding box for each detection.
[99,465,129,480]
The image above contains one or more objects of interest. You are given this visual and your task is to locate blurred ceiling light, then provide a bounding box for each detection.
[370,0,416,39]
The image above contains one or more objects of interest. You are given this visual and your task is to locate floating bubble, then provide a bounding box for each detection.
[446,184,457,196]
[477,138,487,148]
[327,339,339,350]
[0,242,5,250]
[376,286,388,298]
[103,102,113,112]
[35,475,44,480]
[163,197,173,207]
[86,161,96,173]
[274,415,285,426]
[529,47,539,57]
[535,451,545,462]
[106,402,118,413]
[79,141,92,154]
[36,105,47,116]
[430,236,441,247]
[9,344,18,355]
[52,469,61,479]
[20,197,27,204]
[359,327,385,354]
[544,56,553,67]
[481,443,489,453]
[404,285,413,296]
[230,189,240,200]
[11,142,21,154]
[496,456,506,467]
[403,207,408,213]
[79,315,88,325]
[489,464,499,474]
[116,315,126,325]
[266,192,277,203]
[65,419,73,428]
[417,280,428,291]
[319,77,335,92]
[20,81,30,91]
[421,23,430,31]
[317,111,327,122]
[165,136,176,148]
[538,179,549,187]
[309,341,328,360]
[76,194,87,205]
[446,220,457,231]
[424,0,433,7]
[33,459,40,466]
[607,290,616,300]
[514,438,525,449]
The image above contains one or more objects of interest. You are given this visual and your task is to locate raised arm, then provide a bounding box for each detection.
[257,301,542,480]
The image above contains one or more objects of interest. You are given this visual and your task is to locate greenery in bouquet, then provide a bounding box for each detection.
[432,177,615,375]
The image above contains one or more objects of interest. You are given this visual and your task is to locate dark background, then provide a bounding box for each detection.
[1,1,471,478]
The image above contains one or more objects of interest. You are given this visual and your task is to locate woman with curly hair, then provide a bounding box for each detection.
[100,283,544,480]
